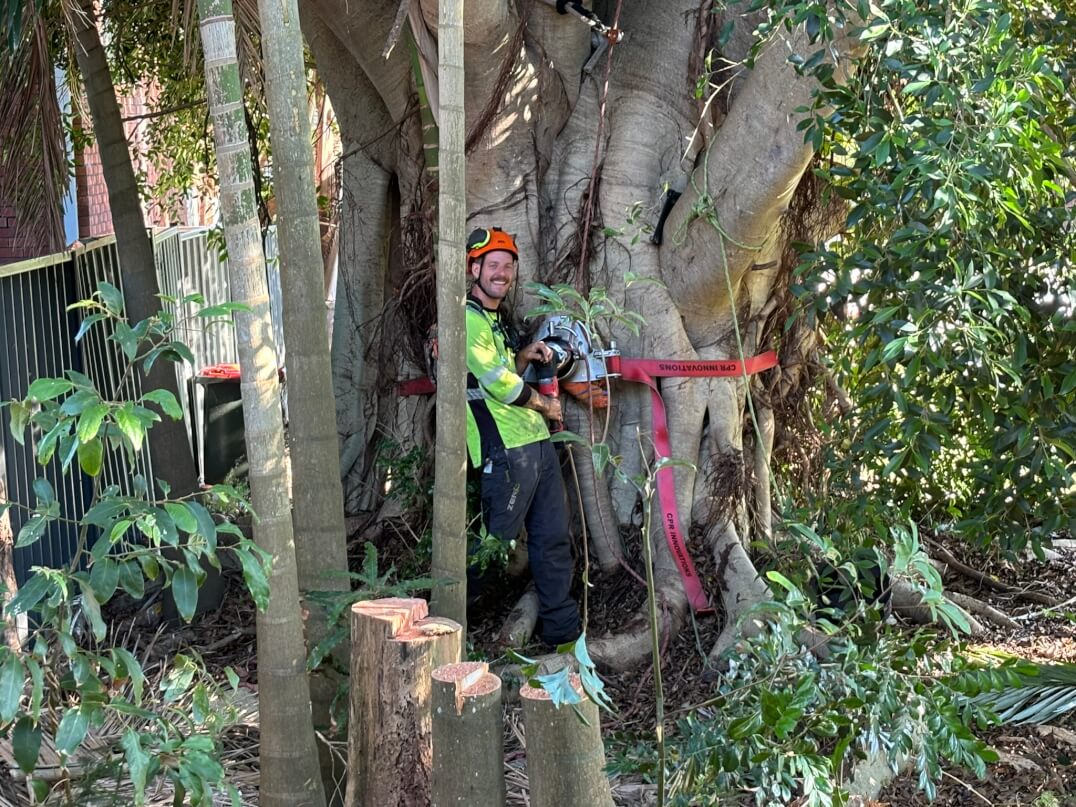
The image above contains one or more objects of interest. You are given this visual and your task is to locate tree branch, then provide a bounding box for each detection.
[662,16,859,319]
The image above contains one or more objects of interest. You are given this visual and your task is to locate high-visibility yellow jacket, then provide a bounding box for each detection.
[465,298,548,467]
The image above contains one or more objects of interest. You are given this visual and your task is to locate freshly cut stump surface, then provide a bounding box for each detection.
[345,597,461,807]
[431,661,505,806]
[520,675,614,807]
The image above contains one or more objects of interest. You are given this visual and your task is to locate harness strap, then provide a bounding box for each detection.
[610,351,779,613]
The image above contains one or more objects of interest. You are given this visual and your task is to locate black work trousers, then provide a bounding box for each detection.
[472,439,580,646]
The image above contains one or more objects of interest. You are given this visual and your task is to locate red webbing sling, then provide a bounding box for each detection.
[608,351,779,613]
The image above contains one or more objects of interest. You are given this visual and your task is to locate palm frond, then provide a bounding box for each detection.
[972,663,1076,725]
[0,12,68,255]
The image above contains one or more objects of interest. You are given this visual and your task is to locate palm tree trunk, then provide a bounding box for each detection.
[197,2,325,804]
[430,0,468,633]
[256,0,350,797]
[69,0,197,497]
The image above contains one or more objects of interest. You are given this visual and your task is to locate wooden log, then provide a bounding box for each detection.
[496,585,539,648]
[345,597,461,807]
[520,675,614,807]
[431,661,505,807]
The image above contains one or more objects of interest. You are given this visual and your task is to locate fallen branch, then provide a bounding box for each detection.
[944,591,1019,630]
[929,542,1060,607]
[497,586,539,648]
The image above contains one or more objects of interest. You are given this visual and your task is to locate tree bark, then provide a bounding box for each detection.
[347,598,461,807]
[431,661,505,807]
[69,0,198,498]
[430,0,468,633]
[256,0,351,796]
[520,679,614,807]
[300,6,396,514]
[0,477,20,651]
[305,0,860,671]
[197,3,325,804]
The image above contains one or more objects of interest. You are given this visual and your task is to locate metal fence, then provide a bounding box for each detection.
[0,227,281,584]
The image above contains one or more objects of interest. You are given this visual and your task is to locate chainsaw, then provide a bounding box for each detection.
[522,315,620,415]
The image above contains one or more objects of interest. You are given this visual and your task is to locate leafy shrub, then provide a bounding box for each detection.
[614,600,998,806]
[0,283,268,803]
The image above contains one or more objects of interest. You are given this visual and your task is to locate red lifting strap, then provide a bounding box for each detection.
[397,377,436,397]
[609,351,779,614]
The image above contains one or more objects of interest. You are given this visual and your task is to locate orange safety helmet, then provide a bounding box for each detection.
[466,227,518,261]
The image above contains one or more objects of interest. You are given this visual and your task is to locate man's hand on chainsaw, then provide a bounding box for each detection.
[541,395,562,422]
[516,340,554,371]
[524,390,562,421]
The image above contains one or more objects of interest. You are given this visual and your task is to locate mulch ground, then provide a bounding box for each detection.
[2,520,1072,806]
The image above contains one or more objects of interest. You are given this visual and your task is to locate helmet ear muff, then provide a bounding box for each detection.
[466,228,490,253]
[466,226,518,261]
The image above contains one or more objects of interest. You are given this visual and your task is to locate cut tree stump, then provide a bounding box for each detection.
[345,597,461,807]
[520,675,614,807]
[431,661,504,807]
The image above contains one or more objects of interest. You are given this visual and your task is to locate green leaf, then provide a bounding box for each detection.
[7,572,52,617]
[171,567,198,622]
[1060,370,1076,396]
[78,438,104,477]
[196,302,248,318]
[118,560,145,600]
[74,313,106,343]
[12,718,41,774]
[549,430,587,445]
[114,405,145,452]
[16,516,48,549]
[112,648,145,704]
[26,378,73,402]
[97,281,125,316]
[122,729,151,805]
[78,583,107,642]
[89,559,120,605]
[186,501,218,550]
[55,708,89,757]
[59,388,96,417]
[141,389,183,420]
[164,502,198,534]
[29,778,49,802]
[8,401,30,445]
[164,341,195,366]
[112,321,138,361]
[77,404,109,444]
[31,479,54,507]
[0,652,25,721]
[237,547,270,611]
[83,499,126,528]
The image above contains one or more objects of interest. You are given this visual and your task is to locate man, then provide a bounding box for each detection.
[464,226,581,648]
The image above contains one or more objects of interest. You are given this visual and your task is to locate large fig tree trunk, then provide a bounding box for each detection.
[307,0,856,669]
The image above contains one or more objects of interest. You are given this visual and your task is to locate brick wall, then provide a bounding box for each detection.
[75,130,113,240]
[75,84,188,239]
[0,204,52,263]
